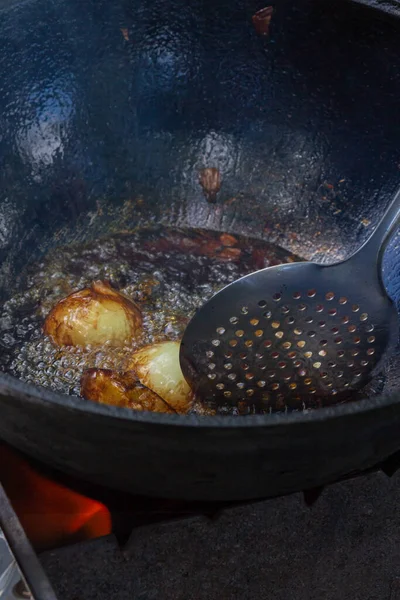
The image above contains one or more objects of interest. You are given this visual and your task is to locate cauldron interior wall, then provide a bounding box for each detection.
[0,0,400,300]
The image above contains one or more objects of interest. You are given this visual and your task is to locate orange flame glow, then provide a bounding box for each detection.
[0,443,111,551]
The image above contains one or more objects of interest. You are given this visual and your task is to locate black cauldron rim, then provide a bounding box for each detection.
[1,369,398,429]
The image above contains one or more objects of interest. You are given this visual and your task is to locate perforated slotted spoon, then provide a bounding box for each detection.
[180,188,400,410]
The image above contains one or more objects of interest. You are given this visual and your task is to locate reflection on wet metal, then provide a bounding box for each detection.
[0,527,28,599]
[13,579,32,599]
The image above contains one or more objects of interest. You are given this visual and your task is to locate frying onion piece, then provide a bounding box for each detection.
[81,368,175,413]
[44,280,142,347]
[128,341,193,414]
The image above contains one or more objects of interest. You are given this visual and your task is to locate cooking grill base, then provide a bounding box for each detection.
[38,468,400,600]
[3,446,400,599]
[17,446,400,546]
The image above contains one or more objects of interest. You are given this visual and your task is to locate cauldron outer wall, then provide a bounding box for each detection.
[1,378,400,501]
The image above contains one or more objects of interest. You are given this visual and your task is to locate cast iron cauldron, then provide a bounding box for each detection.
[0,0,400,501]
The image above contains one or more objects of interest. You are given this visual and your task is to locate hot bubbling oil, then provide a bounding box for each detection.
[0,227,301,414]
